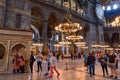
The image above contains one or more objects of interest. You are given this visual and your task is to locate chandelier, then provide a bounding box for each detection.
[76,44,85,47]
[55,11,82,34]
[100,45,110,48]
[58,41,71,45]
[74,42,86,45]
[32,43,43,46]
[110,16,120,27]
[66,34,83,41]
[81,46,88,49]
[91,44,101,48]
[54,44,62,47]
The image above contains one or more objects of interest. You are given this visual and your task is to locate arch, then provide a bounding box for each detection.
[48,12,58,27]
[47,12,58,38]
[31,6,44,17]
[0,44,5,59]
[31,6,45,42]
[10,43,28,54]
[111,33,119,43]
[104,33,110,43]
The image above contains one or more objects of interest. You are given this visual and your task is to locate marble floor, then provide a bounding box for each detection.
[0,59,120,80]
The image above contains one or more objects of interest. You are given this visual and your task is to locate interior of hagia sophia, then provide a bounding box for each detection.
[0,0,120,74]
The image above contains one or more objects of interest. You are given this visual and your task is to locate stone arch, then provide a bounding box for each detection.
[0,44,5,59]
[9,43,29,72]
[31,6,45,42]
[111,33,119,43]
[104,33,110,43]
[47,12,58,38]
[10,43,28,52]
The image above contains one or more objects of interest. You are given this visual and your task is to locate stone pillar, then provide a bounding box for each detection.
[42,19,48,44]
[5,40,10,71]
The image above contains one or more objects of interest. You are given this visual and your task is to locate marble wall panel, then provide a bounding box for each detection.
[15,0,24,10]
[21,15,31,30]
[5,11,15,29]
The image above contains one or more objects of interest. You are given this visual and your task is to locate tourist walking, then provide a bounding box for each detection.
[98,52,108,77]
[87,52,96,77]
[49,51,60,78]
[108,50,117,79]
[30,51,35,73]
[36,51,42,72]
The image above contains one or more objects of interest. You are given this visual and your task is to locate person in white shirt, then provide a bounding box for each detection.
[49,51,60,78]
[114,52,119,69]
[36,51,42,72]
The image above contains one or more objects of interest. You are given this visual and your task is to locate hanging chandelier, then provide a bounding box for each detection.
[54,44,62,47]
[58,41,71,45]
[66,34,83,41]
[55,11,83,34]
[74,42,86,45]
[100,45,110,48]
[32,43,43,46]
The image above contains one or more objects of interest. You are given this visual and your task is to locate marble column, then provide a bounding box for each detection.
[42,19,48,44]
[5,40,10,71]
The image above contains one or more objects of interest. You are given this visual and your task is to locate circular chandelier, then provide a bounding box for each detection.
[58,41,71,45]
[91,44,101,48]
[81,46,88,49]
[66,34,83,41]
[55,22,82,33]
[76,44,85,47]
[54,44,62,47]
[32,43,43,46]
[74,42,86,45]
[100,45,110,48]
[55,11,82,34]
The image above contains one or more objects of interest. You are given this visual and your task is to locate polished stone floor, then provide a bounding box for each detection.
[0,59,120,80]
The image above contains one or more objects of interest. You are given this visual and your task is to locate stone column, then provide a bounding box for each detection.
[5,40,10,71]
[42,18,48,44]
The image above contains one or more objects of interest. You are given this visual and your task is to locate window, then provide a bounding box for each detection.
[113,4,118,9]
[16,14,21,28]
[103,6,105,10]
[107,6,111,11]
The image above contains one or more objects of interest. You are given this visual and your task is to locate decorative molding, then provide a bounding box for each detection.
[7,7,31,16]
[0,29,32,36]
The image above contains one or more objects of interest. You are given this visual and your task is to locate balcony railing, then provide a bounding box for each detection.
[41,0,85,16]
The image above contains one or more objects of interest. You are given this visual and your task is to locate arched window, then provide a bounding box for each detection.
[0,44,5,59]
[107,6,111,11]
[103,6,105,10]
[111,33,119,43]
[113,4,118,9]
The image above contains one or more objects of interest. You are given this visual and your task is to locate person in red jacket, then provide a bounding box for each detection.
[18,55,25,73]
[13,54,20,74]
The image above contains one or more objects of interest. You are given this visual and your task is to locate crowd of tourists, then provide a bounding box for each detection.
[12,49,119,79]
[83,50,119,79]
[29,50,60,79]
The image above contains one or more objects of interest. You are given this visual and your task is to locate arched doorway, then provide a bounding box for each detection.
[0,44,6,72]
[48,12,58,39]
[47,12,59,51]
[111,33,119,47]
[9,44,28,72]
[31,6,43,42]
[111,33,119,43]
[104,33,110,43]
[0,44,5,59]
